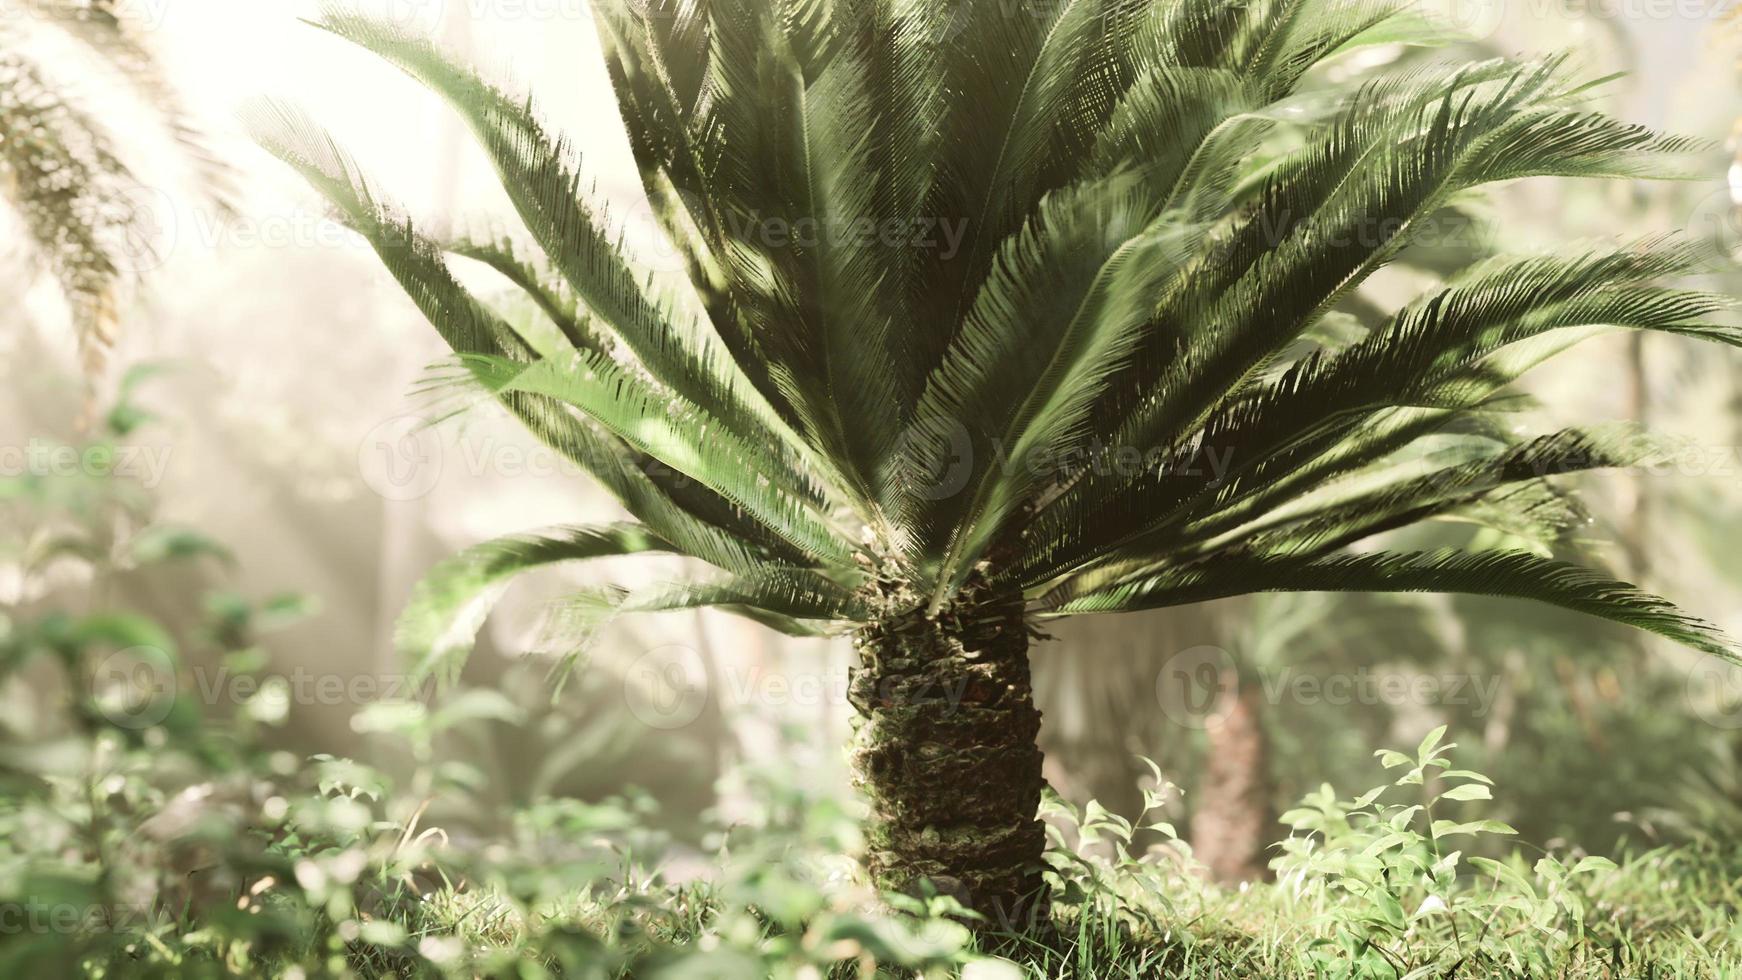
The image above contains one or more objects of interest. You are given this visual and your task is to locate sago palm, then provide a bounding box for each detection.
[257,0,1742,928]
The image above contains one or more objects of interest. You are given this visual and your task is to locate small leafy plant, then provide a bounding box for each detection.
[1275,726,1621,978]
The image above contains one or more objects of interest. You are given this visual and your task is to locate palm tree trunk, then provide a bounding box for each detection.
[1190,672,1274,883]
[848,591,1050,931]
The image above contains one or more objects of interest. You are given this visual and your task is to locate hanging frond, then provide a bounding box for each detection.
[1046,549,1734,659]
[398,522,672,686]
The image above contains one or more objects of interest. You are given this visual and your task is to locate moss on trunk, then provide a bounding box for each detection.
[847,590,1050,932]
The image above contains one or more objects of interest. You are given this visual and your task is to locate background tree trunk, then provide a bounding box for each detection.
[1190,672,1275,884]
[848,592,1050,931]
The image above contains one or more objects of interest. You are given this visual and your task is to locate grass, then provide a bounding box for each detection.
[271,743,1742,979]
[364,839,1742,978]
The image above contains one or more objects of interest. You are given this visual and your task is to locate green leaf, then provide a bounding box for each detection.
[1571,856,1618,875]
[1439,783,1492,802]
[1436,819,1518,838]
[1416,725,1448,762]
[126,525,235,567]
[1371,888,1407,930]
[1441,769,1494,784]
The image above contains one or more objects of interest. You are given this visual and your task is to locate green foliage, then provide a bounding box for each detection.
[1262,727,1742,978]
[0,408,1730,975]
[13,582,1742,980]
[250,0,1738,675]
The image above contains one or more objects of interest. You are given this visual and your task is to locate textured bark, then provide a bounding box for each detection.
[1190,671,1275,884]
[848,590,1050,931]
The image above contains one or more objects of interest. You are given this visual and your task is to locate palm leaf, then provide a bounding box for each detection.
[1049,549,1735,659]
[398,522,671,685]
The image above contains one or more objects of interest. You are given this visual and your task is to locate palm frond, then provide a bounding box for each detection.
[398,522,671,686]
[263,0,1741,677]
[1048,549,1735,659]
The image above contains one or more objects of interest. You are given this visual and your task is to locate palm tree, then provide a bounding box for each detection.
[1,0,232,378]
[256,0,1742,929]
